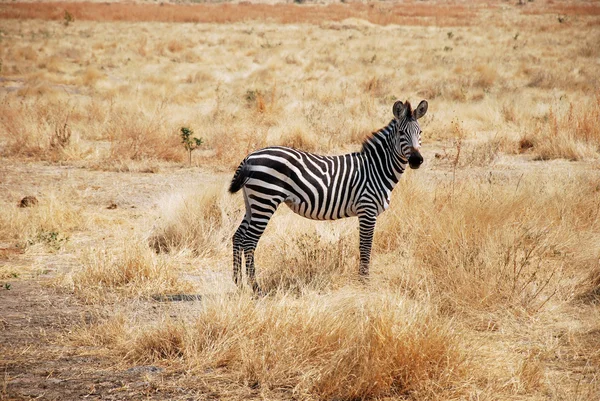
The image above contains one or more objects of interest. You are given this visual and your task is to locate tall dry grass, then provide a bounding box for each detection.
[0,192,85,251]
[1,15,599,168]
[0,96,87,160]
[520,95,600,161]
[257,220,358,294]
[2,7,600,400]
[145,165,600,313]
[104,105,185,164]
[375,172,600,313]
[62,238,192,303]
[74,290,466,400]
[148,183,240,257]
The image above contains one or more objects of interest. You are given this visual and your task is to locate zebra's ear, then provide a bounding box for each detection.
[392,101,407,120]
[414,100,428,120]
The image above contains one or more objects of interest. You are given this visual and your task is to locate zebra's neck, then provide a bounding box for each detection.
[361,119,406,186]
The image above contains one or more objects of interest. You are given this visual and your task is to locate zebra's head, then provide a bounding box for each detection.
[392,100,428,169]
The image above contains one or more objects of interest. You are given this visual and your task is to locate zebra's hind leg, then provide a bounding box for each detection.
[232,217,249,289]
[242,197,281,295]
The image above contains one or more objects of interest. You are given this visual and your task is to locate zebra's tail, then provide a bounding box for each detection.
[229,158,249,194]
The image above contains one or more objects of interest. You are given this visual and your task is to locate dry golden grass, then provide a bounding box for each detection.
[73,290,465,400]
[0,192,85,251]
[376,172,600,314]
[1,9,599,166]
[149,183,240,257]
[2,3,600,400]
[520,95,600,161]
[61,238,193,303]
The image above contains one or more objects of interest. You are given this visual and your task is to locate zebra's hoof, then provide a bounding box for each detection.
[251,282,264,297]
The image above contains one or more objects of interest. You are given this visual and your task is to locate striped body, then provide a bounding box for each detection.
[229,100,428,292]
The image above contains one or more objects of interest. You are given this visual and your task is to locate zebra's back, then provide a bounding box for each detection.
[242,146,364,220]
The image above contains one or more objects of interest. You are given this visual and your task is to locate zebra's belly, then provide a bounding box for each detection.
[283,197,356,220]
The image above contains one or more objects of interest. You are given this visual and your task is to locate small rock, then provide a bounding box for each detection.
[125,366,164,375]
[18,196,38,208]
[107,202,118,210]
[130,381,151,389]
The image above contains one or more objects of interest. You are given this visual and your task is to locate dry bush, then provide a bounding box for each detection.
[64,239,192,303]
[473,64,498,91]
[149,184,240,258]
[258,226,358,294]
[88,291,465,399]
[70,313,128,349]
[522,97,600,160]
[275,123,320,153]
[0,95,85,160]
[376,173,600,313]
[0,193,84,251]
[80,66,105,87]
[104,106,184,163]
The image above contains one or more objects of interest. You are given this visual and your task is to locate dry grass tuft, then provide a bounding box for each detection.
[575,264,600,304]
[258,226,358,294]
[149,183,240,258]
[376,173,600,313]
[0,96,85,160]
[522,97,600,161]
[80,291,465,399]
[105,107,184,164]
[276,124,320,153]
[64,239,192,303]
[473,64,498,90]
[0,192,84,251]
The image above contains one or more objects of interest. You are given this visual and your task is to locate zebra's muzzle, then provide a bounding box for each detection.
[408,151,423,169]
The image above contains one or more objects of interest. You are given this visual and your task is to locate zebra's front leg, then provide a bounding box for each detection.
[358,211,377,279]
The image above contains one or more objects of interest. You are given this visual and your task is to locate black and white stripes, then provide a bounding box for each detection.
[229,99,428,292]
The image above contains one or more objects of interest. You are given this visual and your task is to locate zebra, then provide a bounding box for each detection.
[229,99,428,293]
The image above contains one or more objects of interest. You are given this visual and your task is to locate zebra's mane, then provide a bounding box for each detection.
[360,101,416,153]
[360,119,398,153]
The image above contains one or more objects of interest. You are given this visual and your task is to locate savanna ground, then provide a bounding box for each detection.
[1,1,600,399]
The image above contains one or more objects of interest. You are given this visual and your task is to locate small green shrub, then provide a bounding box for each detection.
[27,230,69,251]
[180,127,203,166]
[64,10,74,27]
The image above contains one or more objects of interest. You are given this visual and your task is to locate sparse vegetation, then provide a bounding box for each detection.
[27,230,69,251]
[63,10,74,27]
[0,194,84,249]
[1,2,599,400]
[63,239,193,303]
[179,126,203,166]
